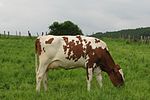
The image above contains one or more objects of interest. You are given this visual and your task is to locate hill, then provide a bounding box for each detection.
[91,27,150,40]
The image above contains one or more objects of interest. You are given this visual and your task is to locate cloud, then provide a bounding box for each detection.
[0,0,150,35]
[0,2,3,7]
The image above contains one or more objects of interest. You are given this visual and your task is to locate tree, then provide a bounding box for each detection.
[48,21,83,35]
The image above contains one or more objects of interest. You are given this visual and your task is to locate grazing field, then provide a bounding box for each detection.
[0,36,150,100]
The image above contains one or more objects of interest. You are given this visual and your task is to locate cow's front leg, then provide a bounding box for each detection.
[94,67,103,88]
[87,67,93,91]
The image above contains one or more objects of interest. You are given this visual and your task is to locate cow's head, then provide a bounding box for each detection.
[109,64,125,87]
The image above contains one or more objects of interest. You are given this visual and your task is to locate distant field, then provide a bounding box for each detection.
[0,36,150,100]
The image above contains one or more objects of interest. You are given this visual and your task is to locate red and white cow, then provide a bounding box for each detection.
[35,35,124,92]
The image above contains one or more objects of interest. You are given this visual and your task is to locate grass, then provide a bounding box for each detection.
[0,36,150,100]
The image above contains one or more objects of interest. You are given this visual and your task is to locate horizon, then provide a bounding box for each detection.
[1,26,150,36]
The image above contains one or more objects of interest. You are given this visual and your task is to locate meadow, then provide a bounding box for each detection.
[0,36,150,100]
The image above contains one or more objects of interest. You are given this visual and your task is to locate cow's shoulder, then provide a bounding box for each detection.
[81,36,108,50]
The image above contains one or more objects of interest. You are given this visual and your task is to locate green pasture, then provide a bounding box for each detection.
[0,36,149,100]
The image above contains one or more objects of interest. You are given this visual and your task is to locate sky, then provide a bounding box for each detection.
[0,0,150,35]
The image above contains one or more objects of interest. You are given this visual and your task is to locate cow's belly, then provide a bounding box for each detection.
[61,58,86,69]
[46,44,87,69]
[47,56,86,69]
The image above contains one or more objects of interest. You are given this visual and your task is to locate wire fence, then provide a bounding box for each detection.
[0,30,48,38]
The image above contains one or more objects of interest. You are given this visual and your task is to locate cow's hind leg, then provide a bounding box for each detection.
[86,67,93,91]
[43,71,48,91]
[36,63,48,92]
[94,67,102,88]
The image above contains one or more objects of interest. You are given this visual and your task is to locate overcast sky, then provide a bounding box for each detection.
[0,0,150,35]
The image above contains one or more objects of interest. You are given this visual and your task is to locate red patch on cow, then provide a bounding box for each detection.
[95,39,100,43]
[43,47,46,52]
[76,35,82,42]
[45,38,54,44]
[62,36,116,72]
[83,39,87,43]
[62,37,68,43]
[85,41,100,68]
[62,36,85,62]
[62,37,69,54]
[35,39,42,55]
[62,36,105,69]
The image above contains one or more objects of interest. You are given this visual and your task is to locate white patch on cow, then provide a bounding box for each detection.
[43,72,48,91]
[36,62,49,92]
[93,63,97,68]
[92,52,95,55]
[94,67,103,87]
[99,40,108,50]
[87,68,93,91]
[119,69,125,81]
[89,38,108,50]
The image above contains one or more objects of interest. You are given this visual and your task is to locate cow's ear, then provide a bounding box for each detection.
[116,64,121,70]
[113,68,118,73]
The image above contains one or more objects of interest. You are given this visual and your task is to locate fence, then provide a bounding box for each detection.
[1,31,150,44]
[122,35,150,44]
[103,34,150,44]
[0,31,48,38]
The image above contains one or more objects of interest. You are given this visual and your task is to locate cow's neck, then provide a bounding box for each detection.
[97,48,116,73]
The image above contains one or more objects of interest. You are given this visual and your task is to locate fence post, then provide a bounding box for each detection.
[42,32,44,36]
[128,35,131,42]
[140,36,143,43]
[37,32,39,36]
[145,36,149,44]
[133,35,135,42]
[148,36,150,44]
[46,32,48,35]
[28,31,32,38]
[8,31,10,37]
[16,31,18,36]
[4,31,6,36]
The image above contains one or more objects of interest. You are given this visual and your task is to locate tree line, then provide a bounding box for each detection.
[91,27,150,43]
[92,27,150,39]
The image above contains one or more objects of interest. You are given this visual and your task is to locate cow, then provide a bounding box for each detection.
[35,35,125,92]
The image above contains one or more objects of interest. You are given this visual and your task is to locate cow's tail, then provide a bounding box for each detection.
[35,53,39,73]
[35,39,39,73]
